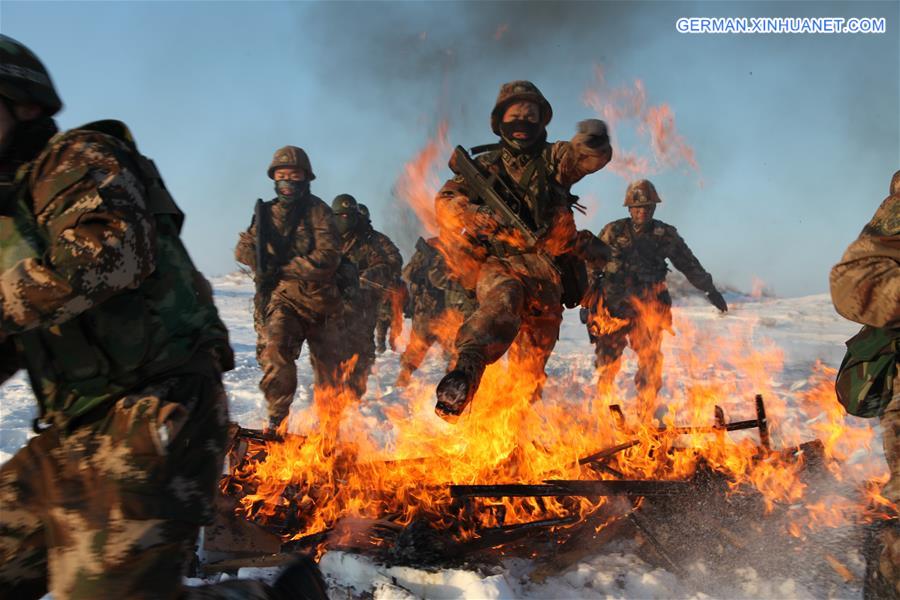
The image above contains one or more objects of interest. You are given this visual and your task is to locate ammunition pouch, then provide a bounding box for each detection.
[836,326,898,418]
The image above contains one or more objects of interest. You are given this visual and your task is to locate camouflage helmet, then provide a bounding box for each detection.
[490,80,553,135]
[623,180,661,207]
[267,145,315,180]
[357,203,371,220]
[891,170,900,197]
[0,35,63,116]
[331,193,358,215]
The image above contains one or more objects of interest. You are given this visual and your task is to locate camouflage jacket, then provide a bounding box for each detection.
[598,218,715,308]
[340,226,395,316]
[0,121,232,425]
[403,237,445,316]
[830,195,900,329]
[365,223,403,285]
[363,222,404,317]
[235,195,341,320]
[435,134,611,296]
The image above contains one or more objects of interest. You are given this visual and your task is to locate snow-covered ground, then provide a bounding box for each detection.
[1,274,875,598]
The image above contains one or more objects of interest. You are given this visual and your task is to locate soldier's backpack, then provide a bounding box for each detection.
[835,325,899,417]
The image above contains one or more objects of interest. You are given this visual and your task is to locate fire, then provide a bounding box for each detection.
[223,116,884,555]
[226,289,885,546]
[582,65,701,181]
[394,121,450,237]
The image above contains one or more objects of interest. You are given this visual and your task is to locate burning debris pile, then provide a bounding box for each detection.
[204,327,886,592]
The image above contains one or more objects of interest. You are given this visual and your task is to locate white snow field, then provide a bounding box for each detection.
[1,273,879,598]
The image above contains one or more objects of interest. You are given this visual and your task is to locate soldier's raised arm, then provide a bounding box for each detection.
[281,202,341,282]
[551,119,613,186]
[1,133,156,334]
[830,194,900,329]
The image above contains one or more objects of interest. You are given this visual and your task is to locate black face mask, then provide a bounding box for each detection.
[335,212,358,235]
[499,119,542,150]
[274,179,309,203]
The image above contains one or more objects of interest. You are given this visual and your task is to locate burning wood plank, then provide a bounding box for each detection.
[449,480,693,499]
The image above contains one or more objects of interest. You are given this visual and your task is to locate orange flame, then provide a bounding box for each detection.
[582,65,701,182]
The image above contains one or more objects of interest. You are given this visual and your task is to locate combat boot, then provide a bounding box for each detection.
[435,352,485,422]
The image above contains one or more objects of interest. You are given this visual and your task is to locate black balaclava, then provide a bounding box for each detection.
[274,179,310,203]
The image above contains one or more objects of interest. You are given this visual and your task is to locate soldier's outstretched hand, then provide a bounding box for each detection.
[707,289,728,313]
[577,119,611,148]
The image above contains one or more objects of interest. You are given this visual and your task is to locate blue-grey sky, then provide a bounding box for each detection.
[1,1,897,296]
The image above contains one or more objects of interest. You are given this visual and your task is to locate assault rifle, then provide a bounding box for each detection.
[449,146,560,275]
[253,198,273,295]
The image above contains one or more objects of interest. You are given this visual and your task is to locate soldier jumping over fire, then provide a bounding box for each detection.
[584,179,727,414]
[433,80,613,421]
[235,146,343,432]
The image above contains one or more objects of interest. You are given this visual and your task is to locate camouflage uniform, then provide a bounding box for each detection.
[314,195,395,398]
[830,172,900,594]
[434,80,612,420]
[357,204,405,354]
[588,180,725,406]
[396,237,477,386]
[0,35,285,600]
[235,147,342,427]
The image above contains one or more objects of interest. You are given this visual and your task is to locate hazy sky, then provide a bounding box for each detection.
[2,1,897,296]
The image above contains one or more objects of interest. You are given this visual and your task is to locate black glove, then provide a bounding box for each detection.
[577,119,610,149]
[707,289,728,313]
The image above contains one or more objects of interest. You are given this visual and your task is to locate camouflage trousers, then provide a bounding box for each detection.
[590,289,672,417]
[453,259,563,402]
[256,300,337,424]
[311,308,378,400]
[877,370,900,593]
[398,311,452,384]
[0,373,275,600]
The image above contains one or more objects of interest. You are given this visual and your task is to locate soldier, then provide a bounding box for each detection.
[358,203,405,354]
[396,237,477,387]
[586,180,727,413]
[319,194,395,398]
[434,80,613,421]
[235,145,343,432]
[830,171,899,595]
[588,179,728,409]
[0,35,324,600]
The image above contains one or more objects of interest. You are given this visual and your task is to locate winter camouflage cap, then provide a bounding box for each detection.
[491,80,552,135]
[0,34,63,115]
[623,180,661,207]
[332,194,358,215]
[357,203,371,220]
[891,170,900,197]
[267,145,315,180]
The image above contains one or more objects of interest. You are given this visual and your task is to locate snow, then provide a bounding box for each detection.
[1,273,874,598]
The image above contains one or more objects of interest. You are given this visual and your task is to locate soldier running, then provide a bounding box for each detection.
[585,179,727,414]
[830,170,899,596]
[396,236,477,387]
[317,194,396,398]
[0,35,325,600]
[357,203,405,354]
[434,80,613,421]
[235,146,342,431]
